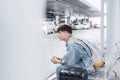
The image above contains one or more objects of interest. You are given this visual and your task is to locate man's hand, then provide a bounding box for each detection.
[50,56,61,64]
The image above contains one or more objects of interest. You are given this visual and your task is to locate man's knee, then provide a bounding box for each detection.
[56,65,64,72]
[56,65,66,80]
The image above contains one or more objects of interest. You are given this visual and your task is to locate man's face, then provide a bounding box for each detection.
[58,31,68,41]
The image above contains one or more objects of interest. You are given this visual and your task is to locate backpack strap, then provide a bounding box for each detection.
[71,37,93,58]
[80,40,92,58]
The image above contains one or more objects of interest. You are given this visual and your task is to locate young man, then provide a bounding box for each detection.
[50,24,94,80]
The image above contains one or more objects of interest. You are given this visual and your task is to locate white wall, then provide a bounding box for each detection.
[107,0,120,54]
[0,0,46,80]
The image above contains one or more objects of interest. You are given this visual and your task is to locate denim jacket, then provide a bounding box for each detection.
[61,36,95,73]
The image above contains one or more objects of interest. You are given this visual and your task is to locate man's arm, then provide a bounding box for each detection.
[62,44,88,66]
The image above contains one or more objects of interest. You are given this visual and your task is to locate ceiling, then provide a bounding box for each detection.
[46,0,101,17]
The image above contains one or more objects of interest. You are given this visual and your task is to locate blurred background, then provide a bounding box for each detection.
[0,0,120,80]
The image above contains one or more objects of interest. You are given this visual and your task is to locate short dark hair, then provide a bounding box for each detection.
[57,24,72,34]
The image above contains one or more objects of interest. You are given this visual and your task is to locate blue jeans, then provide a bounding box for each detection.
[56,65,67,80]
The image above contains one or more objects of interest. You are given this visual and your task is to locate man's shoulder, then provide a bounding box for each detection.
[67,37,82,46]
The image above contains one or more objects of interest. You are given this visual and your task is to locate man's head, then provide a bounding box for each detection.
[57,24,72,41]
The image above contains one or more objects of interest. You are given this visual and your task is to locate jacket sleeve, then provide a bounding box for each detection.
[61,43,88,66]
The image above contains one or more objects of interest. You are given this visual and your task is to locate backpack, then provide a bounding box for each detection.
[81,39,105,67]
